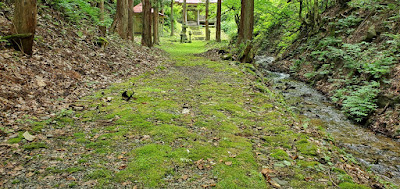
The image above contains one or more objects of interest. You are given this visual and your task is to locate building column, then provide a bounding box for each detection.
[197,9,200,25]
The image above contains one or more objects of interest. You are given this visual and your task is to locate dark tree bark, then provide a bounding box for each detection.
[237,0,254,45]
[170,0,174,36]
[13,0,37,55]
[128,0,134,42]
[153,4,159,45]
[205,0,210,40]
[142,0,152,47]
[216,0,222,42]
[99,0,107,36]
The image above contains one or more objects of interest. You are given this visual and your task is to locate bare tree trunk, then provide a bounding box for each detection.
[216,0,222,42]
[170,0,174,36]
[99,0,106,36]
[115,0,128,39]
[13,0,37,55]
[142,0,152,47]
[205,0,210,40]
[128,0,134,42]
[237,0,254,45]
[153,4,159,45]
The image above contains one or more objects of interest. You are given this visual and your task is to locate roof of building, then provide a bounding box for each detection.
[175,0,218,4]
[133,3,165,16]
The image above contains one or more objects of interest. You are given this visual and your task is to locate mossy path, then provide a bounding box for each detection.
[3,41,376,188]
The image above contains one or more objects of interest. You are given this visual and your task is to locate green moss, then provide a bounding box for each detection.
[8,133,23,144]
[338,182,370,189]
[115,144,172,187]
[23,142,47,150]
[270,149,290,161]
[86,168,113,180]
[297,160,319,168]
[296,139,318,156]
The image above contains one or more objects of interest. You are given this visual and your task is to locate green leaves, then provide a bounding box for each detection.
[341,81,380,122]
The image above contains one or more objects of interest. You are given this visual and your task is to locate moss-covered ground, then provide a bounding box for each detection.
[2,40,380,188]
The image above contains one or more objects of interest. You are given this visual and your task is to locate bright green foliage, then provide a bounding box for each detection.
[48,0,114,27]
[341,82,380,122]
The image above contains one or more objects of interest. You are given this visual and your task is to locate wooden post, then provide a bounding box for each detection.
[205,0,210,40]
[197,8,200,26]
[13,0,37,55]
[216,0,222,42]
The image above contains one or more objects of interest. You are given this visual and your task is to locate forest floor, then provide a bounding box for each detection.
[0,40,385,188]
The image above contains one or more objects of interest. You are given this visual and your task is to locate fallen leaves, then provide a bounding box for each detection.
[261,168,280,188]
[23,131,35,142]
[224,161,232,166]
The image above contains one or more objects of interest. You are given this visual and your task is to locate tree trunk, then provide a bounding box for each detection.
[170,0,174,36]
[237,0,254,63]
[183,0,187,25]
[237,0,254,45]
[142,0,152,47]
[13,0,37,55]
[99,0,106,36]
[115,0,128,39]
[153,4,159,45]
[205,0,210,40]
[216,0,222,42]
[128,0,134,42]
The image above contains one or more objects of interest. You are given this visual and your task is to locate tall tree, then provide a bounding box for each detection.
[99,0,106,36]
[205,0,210,40]
[237,0,254,63]
[13,0,37,55]
[128,0,135,42]
[216,0,222,42]
[170,0,174,36]
[142,0,153,47]
[153,2,159,45]
[111,0,129,39]
[237,0,254,45]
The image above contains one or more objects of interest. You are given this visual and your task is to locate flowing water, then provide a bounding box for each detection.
[256,56,400,185]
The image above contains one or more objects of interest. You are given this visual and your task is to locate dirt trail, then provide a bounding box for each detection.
[0,41,382,188]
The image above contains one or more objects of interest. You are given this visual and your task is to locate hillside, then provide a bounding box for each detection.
[0,2,164,133]
[263,1,400,138]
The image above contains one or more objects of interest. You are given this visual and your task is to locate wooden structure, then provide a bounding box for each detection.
[175,0,218,26]
[133,3,165,34]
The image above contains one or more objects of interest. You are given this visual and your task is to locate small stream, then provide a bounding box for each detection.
[256,56,400,185]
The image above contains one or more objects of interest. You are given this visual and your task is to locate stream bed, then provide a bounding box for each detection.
[256,56,400,185]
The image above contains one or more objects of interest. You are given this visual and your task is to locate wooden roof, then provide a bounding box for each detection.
[133,3,165,16]
[174,0,218,4]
